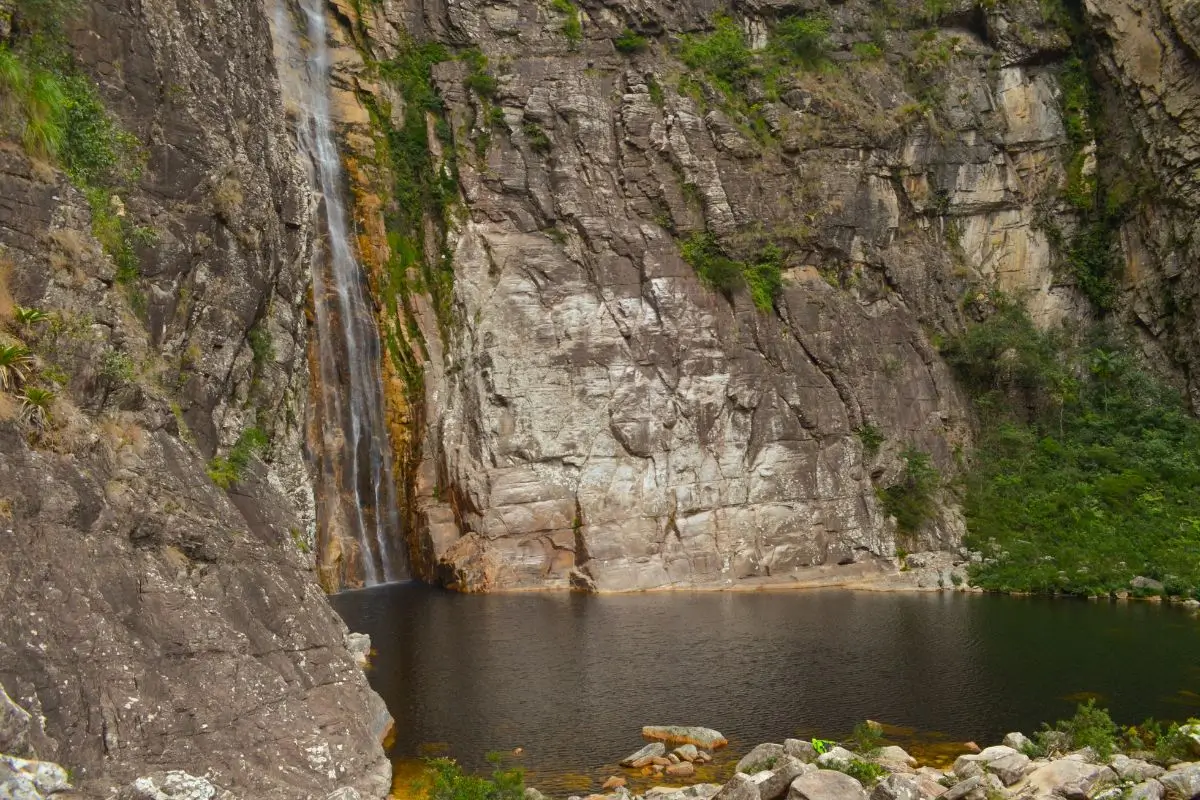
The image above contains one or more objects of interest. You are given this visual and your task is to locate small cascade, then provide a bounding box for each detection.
[273,0,406,586]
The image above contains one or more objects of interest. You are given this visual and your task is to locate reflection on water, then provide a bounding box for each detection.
[331,585,1200,793]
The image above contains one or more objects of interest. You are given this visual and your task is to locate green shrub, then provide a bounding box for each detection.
[614,29,649,54]
[955,299,1200,597]
[424,756,525,800]
[248,323,274,368]
[460,48,498,98]
[680,233,783,311]
[826,759,888,786]
[1050,700,1118,759]
[857,425,884,457]
[847,721,885,756]
[852,42,884,60]
[770,14,832,69]
[879,447,939,534]
[679,14,753,95]
[207,426,269,489]
[550,0,582,47]
[522,121,551,154]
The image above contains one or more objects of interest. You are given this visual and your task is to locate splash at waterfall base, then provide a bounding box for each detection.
[272,0,410,590]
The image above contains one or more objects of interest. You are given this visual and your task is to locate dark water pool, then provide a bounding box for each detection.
[330,584,1200,791]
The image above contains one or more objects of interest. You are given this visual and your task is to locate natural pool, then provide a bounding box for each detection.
[331,584,1200,794]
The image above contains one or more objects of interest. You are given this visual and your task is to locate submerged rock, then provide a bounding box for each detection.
[643,727,728,750]
[622,742,667,767]
[603,777,627,791]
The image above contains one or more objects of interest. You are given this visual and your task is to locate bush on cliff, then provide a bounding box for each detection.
[946,294,1200,598]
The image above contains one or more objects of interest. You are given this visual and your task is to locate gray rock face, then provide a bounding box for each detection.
[0,755,71,799]
[1022,760,1117,800]
[122,771,218,800]
[985,752,1033,786]
[1159,764,1200,800]
[789,770,868,800]
[0,0,392,798]
[0,686,34,759]
[1128,780,1166,800]
[752,757,812,800]
[1001,733,1031,752]
[785,741,820,764]
[716,773,763,800]
[870,774,924,800]
[1112,755,1166,782]
[940,774,1003,800]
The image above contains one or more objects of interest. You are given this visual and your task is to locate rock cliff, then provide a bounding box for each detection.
[328,0,1130,591]
[0,0,391,796]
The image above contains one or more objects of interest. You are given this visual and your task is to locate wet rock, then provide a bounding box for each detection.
[674,745,701,762]
[603,777,627,791]
[622,742,667,767]
[346,632,372,669]
[714,773,762,800]
[788,770,868,800]
[784,741,819,764]
[644,727,728,750]
[1159,764,1200,800]
[1111,755,1165,782]
[738,744,787,774]
[667,762,696,778]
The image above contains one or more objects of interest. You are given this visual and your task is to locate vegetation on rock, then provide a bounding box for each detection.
[680,232,783,312]
[947,295,1200,599]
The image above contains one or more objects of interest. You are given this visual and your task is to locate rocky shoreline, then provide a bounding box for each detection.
[534,722,1200,800]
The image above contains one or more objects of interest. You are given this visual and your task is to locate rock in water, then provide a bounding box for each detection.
[622,742,668,767]
[603,777,628,790]
[674,745,701,762]
[737,744,787,774]
[668,762,697,778]
[345,632,372,669]
[644,727,729,750]
[788,771,868,800]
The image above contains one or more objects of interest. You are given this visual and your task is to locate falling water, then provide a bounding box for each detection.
[273,0,406,586]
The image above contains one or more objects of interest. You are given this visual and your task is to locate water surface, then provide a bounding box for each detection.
[331,585,1200,791]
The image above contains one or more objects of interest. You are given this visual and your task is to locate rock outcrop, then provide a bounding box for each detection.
[0,0,391,796]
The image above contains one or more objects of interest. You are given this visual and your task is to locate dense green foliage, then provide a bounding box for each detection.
[878,448,939,536]
[679,233,783,312]
[679,12,830,98]
[847,721,884,756]
[613,29,649,54]
[947,296,1200,598]
[207,427,269,489]
[826,759,888,786]
[424,757,525,800]
[550,0,582,48]
[1020,702,1199,763]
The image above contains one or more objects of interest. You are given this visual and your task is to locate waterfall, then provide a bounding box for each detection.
[272,0,406,586]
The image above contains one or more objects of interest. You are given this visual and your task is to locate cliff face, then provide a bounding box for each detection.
[0,0,391,796]
[330,0,1106,591]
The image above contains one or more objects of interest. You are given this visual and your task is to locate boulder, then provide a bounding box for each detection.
[1111,755,1165,782]
[877,747,917,768]
[951,758,984,781]
[1131,576,1165,593]
[345,632,372,669]
[870,774,924,800]
[648,786,723,800]
[750,757,811,800]
[122,771,219,800]
[670,754,683,764]
[816,747,859,768]
[1127,780,1165,800]
[1159,764,1200,800]
[668,762,697,778]
[715,773,763,800]
[1022,760,1116,800]
[622,743,667,768]
[785,741,819,764]
[941,774,1004,800]
[0,756,71,798]
[603,777,627,791]
[654,757,673,767]
[788,771,868,800]
[675,745,701,762]
[1001,734,1031,752]
[526,789,550,800]
[644,727,729,750]
[738,744,787,775]
[975,746,1019,763]
[985,753,1032,786]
